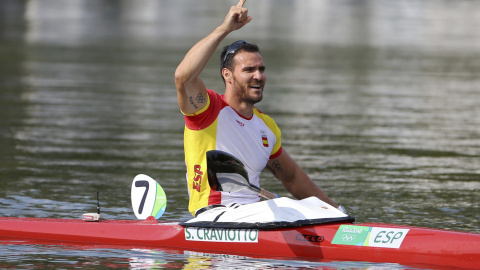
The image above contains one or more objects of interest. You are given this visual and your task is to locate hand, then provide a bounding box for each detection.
[220,0,252,33]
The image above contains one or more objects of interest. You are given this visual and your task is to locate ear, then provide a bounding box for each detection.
[222,68,232,84]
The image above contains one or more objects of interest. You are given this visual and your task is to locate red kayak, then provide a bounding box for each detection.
[0,216,478,269]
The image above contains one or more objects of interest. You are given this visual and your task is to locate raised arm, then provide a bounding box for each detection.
[174,0,252,115]
[266,150,338,207]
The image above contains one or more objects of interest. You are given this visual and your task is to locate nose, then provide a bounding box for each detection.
[253,69,264,80]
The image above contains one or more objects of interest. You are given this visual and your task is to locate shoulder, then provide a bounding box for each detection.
[253,107,279,130]
[207,89,221,100]
[183,89,225,116]
[206,89,228,110]
[184,89,228,130]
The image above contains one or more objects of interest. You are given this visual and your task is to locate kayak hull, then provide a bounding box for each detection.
[0,217,478,269]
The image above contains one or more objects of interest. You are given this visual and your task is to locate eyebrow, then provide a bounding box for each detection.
[242,64,265,70]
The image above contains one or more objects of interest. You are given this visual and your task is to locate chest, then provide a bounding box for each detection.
[215,108,276,173]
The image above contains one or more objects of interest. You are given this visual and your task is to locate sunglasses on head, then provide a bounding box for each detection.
[222,40,253,68]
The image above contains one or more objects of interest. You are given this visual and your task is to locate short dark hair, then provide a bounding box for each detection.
[220,40,260,83]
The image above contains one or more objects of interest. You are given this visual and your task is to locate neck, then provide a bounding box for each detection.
[225,91,254,119]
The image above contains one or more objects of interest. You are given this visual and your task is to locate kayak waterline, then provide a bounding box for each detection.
[0,217,478,269]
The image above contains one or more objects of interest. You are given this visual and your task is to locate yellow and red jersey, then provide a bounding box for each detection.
[183,89,282,215]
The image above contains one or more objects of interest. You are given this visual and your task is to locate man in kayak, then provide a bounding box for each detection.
[175,0,339,216]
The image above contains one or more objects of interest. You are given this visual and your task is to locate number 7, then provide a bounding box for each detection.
[135,180,149,214]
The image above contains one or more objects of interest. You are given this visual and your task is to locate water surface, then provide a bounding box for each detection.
[0,0,479,269]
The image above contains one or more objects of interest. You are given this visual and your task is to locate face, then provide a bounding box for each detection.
[225,51,266,105]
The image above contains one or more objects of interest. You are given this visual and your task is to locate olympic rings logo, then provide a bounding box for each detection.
[342,234,356,242]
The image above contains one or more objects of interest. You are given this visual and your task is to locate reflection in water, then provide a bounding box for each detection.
[0,0,479,268]
[129,249,412,270]
[0,242,412,269]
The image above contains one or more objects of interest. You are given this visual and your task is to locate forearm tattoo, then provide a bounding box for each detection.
[188,93,206,109]
[267,160,283,175]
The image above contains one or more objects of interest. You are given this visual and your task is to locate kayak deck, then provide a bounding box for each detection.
[0,217,479,269]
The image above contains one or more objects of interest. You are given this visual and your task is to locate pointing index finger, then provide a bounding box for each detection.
[237,0,246,7]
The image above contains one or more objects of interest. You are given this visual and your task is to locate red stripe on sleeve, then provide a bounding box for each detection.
[269,146,283,160]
